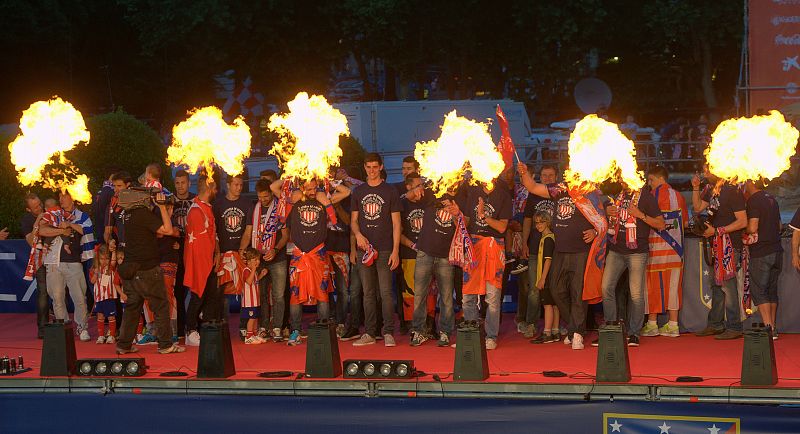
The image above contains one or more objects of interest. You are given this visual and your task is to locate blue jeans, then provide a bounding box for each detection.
[331,258,348,324]
[413,251,455,336]
[749,251,782,305]
[601,250,648,337]
[525,256,541,325]
[290,302,329,331]
[463,283,501,340]
[707,248,743,332]
[261,259,287,330]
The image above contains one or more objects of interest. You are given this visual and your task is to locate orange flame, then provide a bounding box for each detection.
[267,92,349,181]
[168,106,252,178]
[8,97,92,203]
[706,110,799,183]
[414,110,505,197]
[564,115,644,191]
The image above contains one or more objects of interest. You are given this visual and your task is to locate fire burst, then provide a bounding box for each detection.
[168,106,252,178]
[267,92,349,181]
[414,110,505,197]
[563,115,644,191]
[8,97,92,203]
[706,110,799,183]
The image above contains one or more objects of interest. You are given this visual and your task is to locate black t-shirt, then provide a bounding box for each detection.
[540,237,555,284]
[460,186,513,239]
[393,182,407,197]
[288,199,328,253]
[400,197,430,259]
[92,186,114,243]
[158,235,180,263]
[213,195,254,253]
[791,207,800,231]
[524,195,555,254]
[20,212,36,237]
[124,207,162,269]
[350,181,402,251]
[172,192,196,235]
[325,201,350,253]
[108,207,131,248]
[416,202,457,258]
[550,186,595,253]
[702,184,746,249]
[608,190,662,255]
[746,190,783,257]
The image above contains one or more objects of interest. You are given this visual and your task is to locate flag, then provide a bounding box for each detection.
[495,105,516,170]
[222,76,264,119]
[183,198,216,297]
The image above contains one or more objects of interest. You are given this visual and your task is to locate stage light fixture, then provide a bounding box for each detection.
[75,358,146,377]
[342,360,416,379]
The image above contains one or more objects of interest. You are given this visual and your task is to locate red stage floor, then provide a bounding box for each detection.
[2,313,800,389]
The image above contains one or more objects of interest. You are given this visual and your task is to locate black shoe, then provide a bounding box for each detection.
[530,334,550,344]
[509,260,529,275]
[627,335,640,347]
[339,328,361,341]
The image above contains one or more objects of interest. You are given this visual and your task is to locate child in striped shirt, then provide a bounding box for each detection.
[90,244,124,344]
[242,247,268,344]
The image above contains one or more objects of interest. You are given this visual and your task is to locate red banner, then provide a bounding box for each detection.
[748,0,800,113]
[495,105,516,170]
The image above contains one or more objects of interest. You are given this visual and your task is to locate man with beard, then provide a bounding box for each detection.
[21,193,49,338]
[171,170,196,337]
[692,165,747,340]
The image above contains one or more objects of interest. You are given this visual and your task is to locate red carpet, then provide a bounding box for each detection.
[3,313,800,388]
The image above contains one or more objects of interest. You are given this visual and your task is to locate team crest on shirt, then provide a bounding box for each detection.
[222,207,245,233]
[298,204,321,227]
[173,204,190,230]
[361,194,385,221]
[556,197,575,221]
[473,202,496,228]
[435,208,454,227]
[535,200,555,218]
[408,208,425,233]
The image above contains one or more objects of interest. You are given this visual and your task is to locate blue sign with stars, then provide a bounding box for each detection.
[605,413,739,434]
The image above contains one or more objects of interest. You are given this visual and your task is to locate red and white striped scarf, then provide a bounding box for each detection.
[252,198,279,254]
[610,190,641,250]
[449,213,475,269]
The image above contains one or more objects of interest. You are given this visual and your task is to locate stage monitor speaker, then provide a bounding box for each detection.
[596,320,631,383]
[40,322,77,376]
[197,321,236,378]
[77,358,146,377]
[741,323,778,386]
[305,321,342,378]
[454,321,488,381]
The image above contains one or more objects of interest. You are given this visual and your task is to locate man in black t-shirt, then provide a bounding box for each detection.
[597,185,664,346]
[350,153,402,347]
[520,165,557,337]
[744,180,783,333]
[21,193,49,338]
[104,171,133,249]
[116,192,185,355]
[172,170,195,337]
[692,167,748,339]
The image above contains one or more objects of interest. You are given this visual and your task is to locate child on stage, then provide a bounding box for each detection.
[242,247,268,344]
[529,211,559,344]
[90,244,125,344]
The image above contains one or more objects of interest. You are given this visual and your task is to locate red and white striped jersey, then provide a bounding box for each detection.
[91,266,120,302]
[241,267,260,308]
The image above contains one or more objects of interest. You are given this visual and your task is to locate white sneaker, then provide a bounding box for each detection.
[563,335,571,345]
[383,334,396,347]
[186,330,201,346]
[105,335,116,344]
[79,329,91,342]
[485,338,497,350]
[516,322,526,333]
[96,335,106,344]
[244,336,264,345]
[353,334,376,346]
[571,333,584,350]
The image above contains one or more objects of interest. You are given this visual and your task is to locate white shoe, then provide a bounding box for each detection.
[383,334,396,347]
[79,329,91,342]
[353,334,376,346]
[96,335,106,344]
[186,330,201,346]
[485,338,497,350]
[571,333,584,350]
[105,335,116,344]
[563,335,572,345]
[245,336,264,345]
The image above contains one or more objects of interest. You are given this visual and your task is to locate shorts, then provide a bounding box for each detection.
[749,251,782,305]
[93,299,117,317]
[240,307,261,320]
[540,285,555,306]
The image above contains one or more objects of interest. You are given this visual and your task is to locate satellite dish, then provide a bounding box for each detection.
[574,78,612,114]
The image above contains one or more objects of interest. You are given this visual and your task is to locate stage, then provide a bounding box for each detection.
[2,312,800,404]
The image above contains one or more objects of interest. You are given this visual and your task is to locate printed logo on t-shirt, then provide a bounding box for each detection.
[435,208,454,227]
[556,197,576,221]
[173,204,190,231]
[361,194,385,221]
[221,207,245,233]
[407,208,425,234]
[473,202,496,228]
[298,204,321,227]
[535,200,555,218]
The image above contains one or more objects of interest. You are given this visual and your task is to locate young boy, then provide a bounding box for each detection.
[90,244,123,344]
[241,247,267,344]
[529,211,559,344]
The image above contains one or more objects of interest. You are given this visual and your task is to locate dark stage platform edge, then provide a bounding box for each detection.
[2,313,800,405]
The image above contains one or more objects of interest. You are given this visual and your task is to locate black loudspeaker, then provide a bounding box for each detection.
[197,321,236,378]
[454,322,489,381]
[741,323,778,386]
[305,322,342,378]
[596,320,631,383]
[40,322,77,376]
